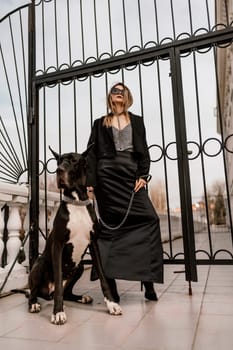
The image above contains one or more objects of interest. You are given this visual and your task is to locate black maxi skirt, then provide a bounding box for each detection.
[95,151,164,283]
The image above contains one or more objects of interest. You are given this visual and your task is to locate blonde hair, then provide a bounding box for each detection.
[103,83,133,127]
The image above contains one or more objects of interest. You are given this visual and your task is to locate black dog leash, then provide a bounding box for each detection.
[93,190,135,231]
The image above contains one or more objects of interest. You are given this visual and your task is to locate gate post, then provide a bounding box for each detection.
[28,0,39,270]
[170,48,198,284]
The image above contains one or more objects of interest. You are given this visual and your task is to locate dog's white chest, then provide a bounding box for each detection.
[66,204,92,263]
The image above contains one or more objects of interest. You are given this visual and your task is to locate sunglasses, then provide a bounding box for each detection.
[111,87,125,96]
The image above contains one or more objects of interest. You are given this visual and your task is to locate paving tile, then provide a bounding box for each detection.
[47,343,118,350]
[201,301,233,315]
[193,329,233,350]
[0,293,27,312]
[1,265,233,350]
[149,300,201,318]
[197,314,233,332]
[3,317,77,342]
[143,311,198,330]
[203,293,233,303]
[205,285,233,295]
[121,325,194,350]
[0,338,55,350]
[58,322,134,348]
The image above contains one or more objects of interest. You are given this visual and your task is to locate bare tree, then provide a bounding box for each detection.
[39,174,58,192]
[149,180,167,213]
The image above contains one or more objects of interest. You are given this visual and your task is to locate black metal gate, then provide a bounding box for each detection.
[1,0,233,288]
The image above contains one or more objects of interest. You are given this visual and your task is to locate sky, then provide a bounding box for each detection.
[0,0,228,209]
[0,0,30,19]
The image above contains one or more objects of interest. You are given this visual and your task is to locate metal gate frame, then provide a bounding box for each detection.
[27,3,233,284]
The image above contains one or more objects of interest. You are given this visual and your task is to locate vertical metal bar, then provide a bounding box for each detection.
[122,0,128,51]
[56,82,62,203]
[153,0,159,43]
[42,86,48,238]
[213,46,233,241]
[89,75,93,126]
[191,51,213,257]
[66,0,72,65]
[170,47,197,282]
[121,66,124,84]
[137,0,143,47]
[80,0,85,62]
[155,57,173,258]
[107,0,113,55]
[105,72,109,115]
[28,0,39,269]
[93,0,99,58]
[214,0,217,27]
[73,80,78,152]
[41,0,46,71]
[138,63,144,116]
[169,0,176,39]
[19,9,29,160]
[58,83,62,153]
[54,0,59,68]
[205,0,211,31]
[188,0,193,35]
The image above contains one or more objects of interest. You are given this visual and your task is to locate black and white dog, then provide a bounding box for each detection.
[28,146,122,324]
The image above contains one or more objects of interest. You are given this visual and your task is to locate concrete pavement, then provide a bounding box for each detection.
[1,264,233,349]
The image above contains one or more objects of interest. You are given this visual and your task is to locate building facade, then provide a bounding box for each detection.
[216,0,233,218]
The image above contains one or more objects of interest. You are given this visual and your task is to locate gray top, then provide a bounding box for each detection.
[112,123,133,151]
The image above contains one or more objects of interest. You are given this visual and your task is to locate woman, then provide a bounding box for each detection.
[86,82,163,302]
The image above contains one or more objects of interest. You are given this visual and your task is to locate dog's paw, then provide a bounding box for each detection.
[51,311,67,325]
[29,303,41,313]
[78,294,93,304]
[104,298,122,316]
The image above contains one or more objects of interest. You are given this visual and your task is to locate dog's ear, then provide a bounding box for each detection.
[49,146,60,161]
[82,142,94,158]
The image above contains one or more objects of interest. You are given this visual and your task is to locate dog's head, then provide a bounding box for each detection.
[49,145,92,196]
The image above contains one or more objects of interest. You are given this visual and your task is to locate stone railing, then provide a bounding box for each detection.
[0,182,60,295]
[0,183,207,296]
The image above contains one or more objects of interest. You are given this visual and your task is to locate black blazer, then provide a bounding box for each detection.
[86,112,150,187]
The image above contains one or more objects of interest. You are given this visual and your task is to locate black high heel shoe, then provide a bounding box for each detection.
[142,281,158,301]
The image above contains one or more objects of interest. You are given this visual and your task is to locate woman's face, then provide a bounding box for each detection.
[110,85,125,104]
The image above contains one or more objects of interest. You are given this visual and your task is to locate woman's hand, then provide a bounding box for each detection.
[134,178,147,193]
[87,186,95,199]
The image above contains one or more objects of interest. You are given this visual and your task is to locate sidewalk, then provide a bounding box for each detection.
[0,264,233,350]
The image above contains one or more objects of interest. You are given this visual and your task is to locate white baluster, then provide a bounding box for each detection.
[48,203,57,232]
[39,204,47,253]
[0,207,4,268]
[6,205,21,265]
[21,206,30,270]
[0,184,29,293]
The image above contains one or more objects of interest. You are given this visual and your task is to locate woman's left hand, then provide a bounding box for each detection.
[134,178,147,192]
[87,186,95,199]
